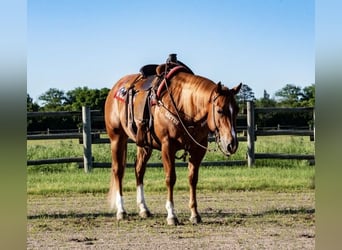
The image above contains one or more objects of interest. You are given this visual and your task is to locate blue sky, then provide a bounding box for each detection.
[27,0,314,103]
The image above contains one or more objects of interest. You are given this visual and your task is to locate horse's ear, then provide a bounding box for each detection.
[216,81,223,93]
[231,82,242,95]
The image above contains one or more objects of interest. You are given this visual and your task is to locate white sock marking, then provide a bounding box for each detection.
[116,191,125,213]
[165,200,176,219]
[137,184,148,212]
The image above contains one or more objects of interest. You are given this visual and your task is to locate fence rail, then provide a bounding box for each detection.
[27,133,83,140]
[27,157,87,166]
[27,102,315,171]
[246,102,314,166]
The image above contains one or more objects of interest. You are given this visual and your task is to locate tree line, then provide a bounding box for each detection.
[27,87,110,132]
[236,83,315,129]
[27,84,315,132]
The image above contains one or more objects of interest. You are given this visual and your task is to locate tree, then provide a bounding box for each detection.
[236,84,255,103]
[38,88,67,111]
[27,94,41,130]
[236,84,255,112]
[27,94,40,112]
[65,87,110,112]
[275,84,302,107]
[300,84,315,107]
[255,90,276,107]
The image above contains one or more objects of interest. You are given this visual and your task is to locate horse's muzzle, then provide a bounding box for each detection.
[228,142,238,154]
[220,139,238,156]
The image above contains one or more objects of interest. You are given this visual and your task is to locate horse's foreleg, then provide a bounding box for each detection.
[188,147,206,224]
[135,146,152,218]
[108,135,128,220]
[161,140,178,225]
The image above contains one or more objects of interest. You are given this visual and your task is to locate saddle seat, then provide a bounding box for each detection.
[139,64,159,78]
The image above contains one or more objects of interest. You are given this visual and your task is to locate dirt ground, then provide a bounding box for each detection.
[27,190,314,249]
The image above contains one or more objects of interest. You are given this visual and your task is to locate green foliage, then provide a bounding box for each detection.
[236,84,255,102]
[255,85,315,128]
[236,84,255,111]
[275,84,315,107]
[65,87,110,112]
[300,84,315,107]
[27,94,40,129]
[27,87,110,132]
[255,90,277,107]
[27,94,40,112]
[38,88,68,111]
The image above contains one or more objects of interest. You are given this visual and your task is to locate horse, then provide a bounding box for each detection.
[104,57,242,225]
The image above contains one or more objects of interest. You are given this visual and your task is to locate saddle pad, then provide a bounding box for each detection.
[114,87,127,102]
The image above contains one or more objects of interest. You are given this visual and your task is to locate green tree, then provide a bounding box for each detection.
[38,88,67,111]
[275,84,302,107]
[27,94,40,112]
[65,87,110,112]
[300,84,315,107]
[236,84,255,112]
[27,94,40,130]
[236,84,255,103]
[255,90,276,107]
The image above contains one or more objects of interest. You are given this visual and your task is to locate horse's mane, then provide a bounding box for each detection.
[166,72,216,122]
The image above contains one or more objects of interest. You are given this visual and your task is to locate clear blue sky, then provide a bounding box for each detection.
[28,0,314,103]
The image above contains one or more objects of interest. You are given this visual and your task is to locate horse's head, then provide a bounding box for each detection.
[208,82,242,156]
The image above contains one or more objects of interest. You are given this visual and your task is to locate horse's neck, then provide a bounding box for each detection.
[171,76,215,123]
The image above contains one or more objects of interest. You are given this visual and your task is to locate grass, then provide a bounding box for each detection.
[27,166,314,195]
[27,134,314,167]
[27,135,315,195]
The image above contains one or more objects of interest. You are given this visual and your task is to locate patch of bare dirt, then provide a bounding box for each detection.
[27,191,314,249]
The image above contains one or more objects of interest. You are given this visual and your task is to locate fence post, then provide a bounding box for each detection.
[82,106,92,173]
[247,101,255,167]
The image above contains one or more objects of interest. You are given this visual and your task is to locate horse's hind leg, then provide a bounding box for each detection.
[135,146,152,218]
[108,130,128,220]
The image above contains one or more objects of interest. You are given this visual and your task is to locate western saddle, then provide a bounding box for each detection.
[122,54,193,148]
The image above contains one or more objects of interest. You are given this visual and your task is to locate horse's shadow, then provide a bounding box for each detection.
[27,207,314,225]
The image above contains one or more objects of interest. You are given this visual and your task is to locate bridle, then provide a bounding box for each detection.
[211,93,230,154]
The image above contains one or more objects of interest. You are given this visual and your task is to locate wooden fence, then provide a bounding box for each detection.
[27,102,315,172]
[246,102,315,166]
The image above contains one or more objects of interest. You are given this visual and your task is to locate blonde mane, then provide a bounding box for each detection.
[166,72,217,122]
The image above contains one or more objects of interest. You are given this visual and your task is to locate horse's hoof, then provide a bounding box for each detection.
[116,211,127,221]
[189,215,202,224]
[167,217,179,226]
[139,210,152,219]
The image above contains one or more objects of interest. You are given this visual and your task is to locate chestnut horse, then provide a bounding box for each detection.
[105,61,242,225]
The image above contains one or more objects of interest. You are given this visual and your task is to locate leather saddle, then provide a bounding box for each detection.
[125,57,194,148]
